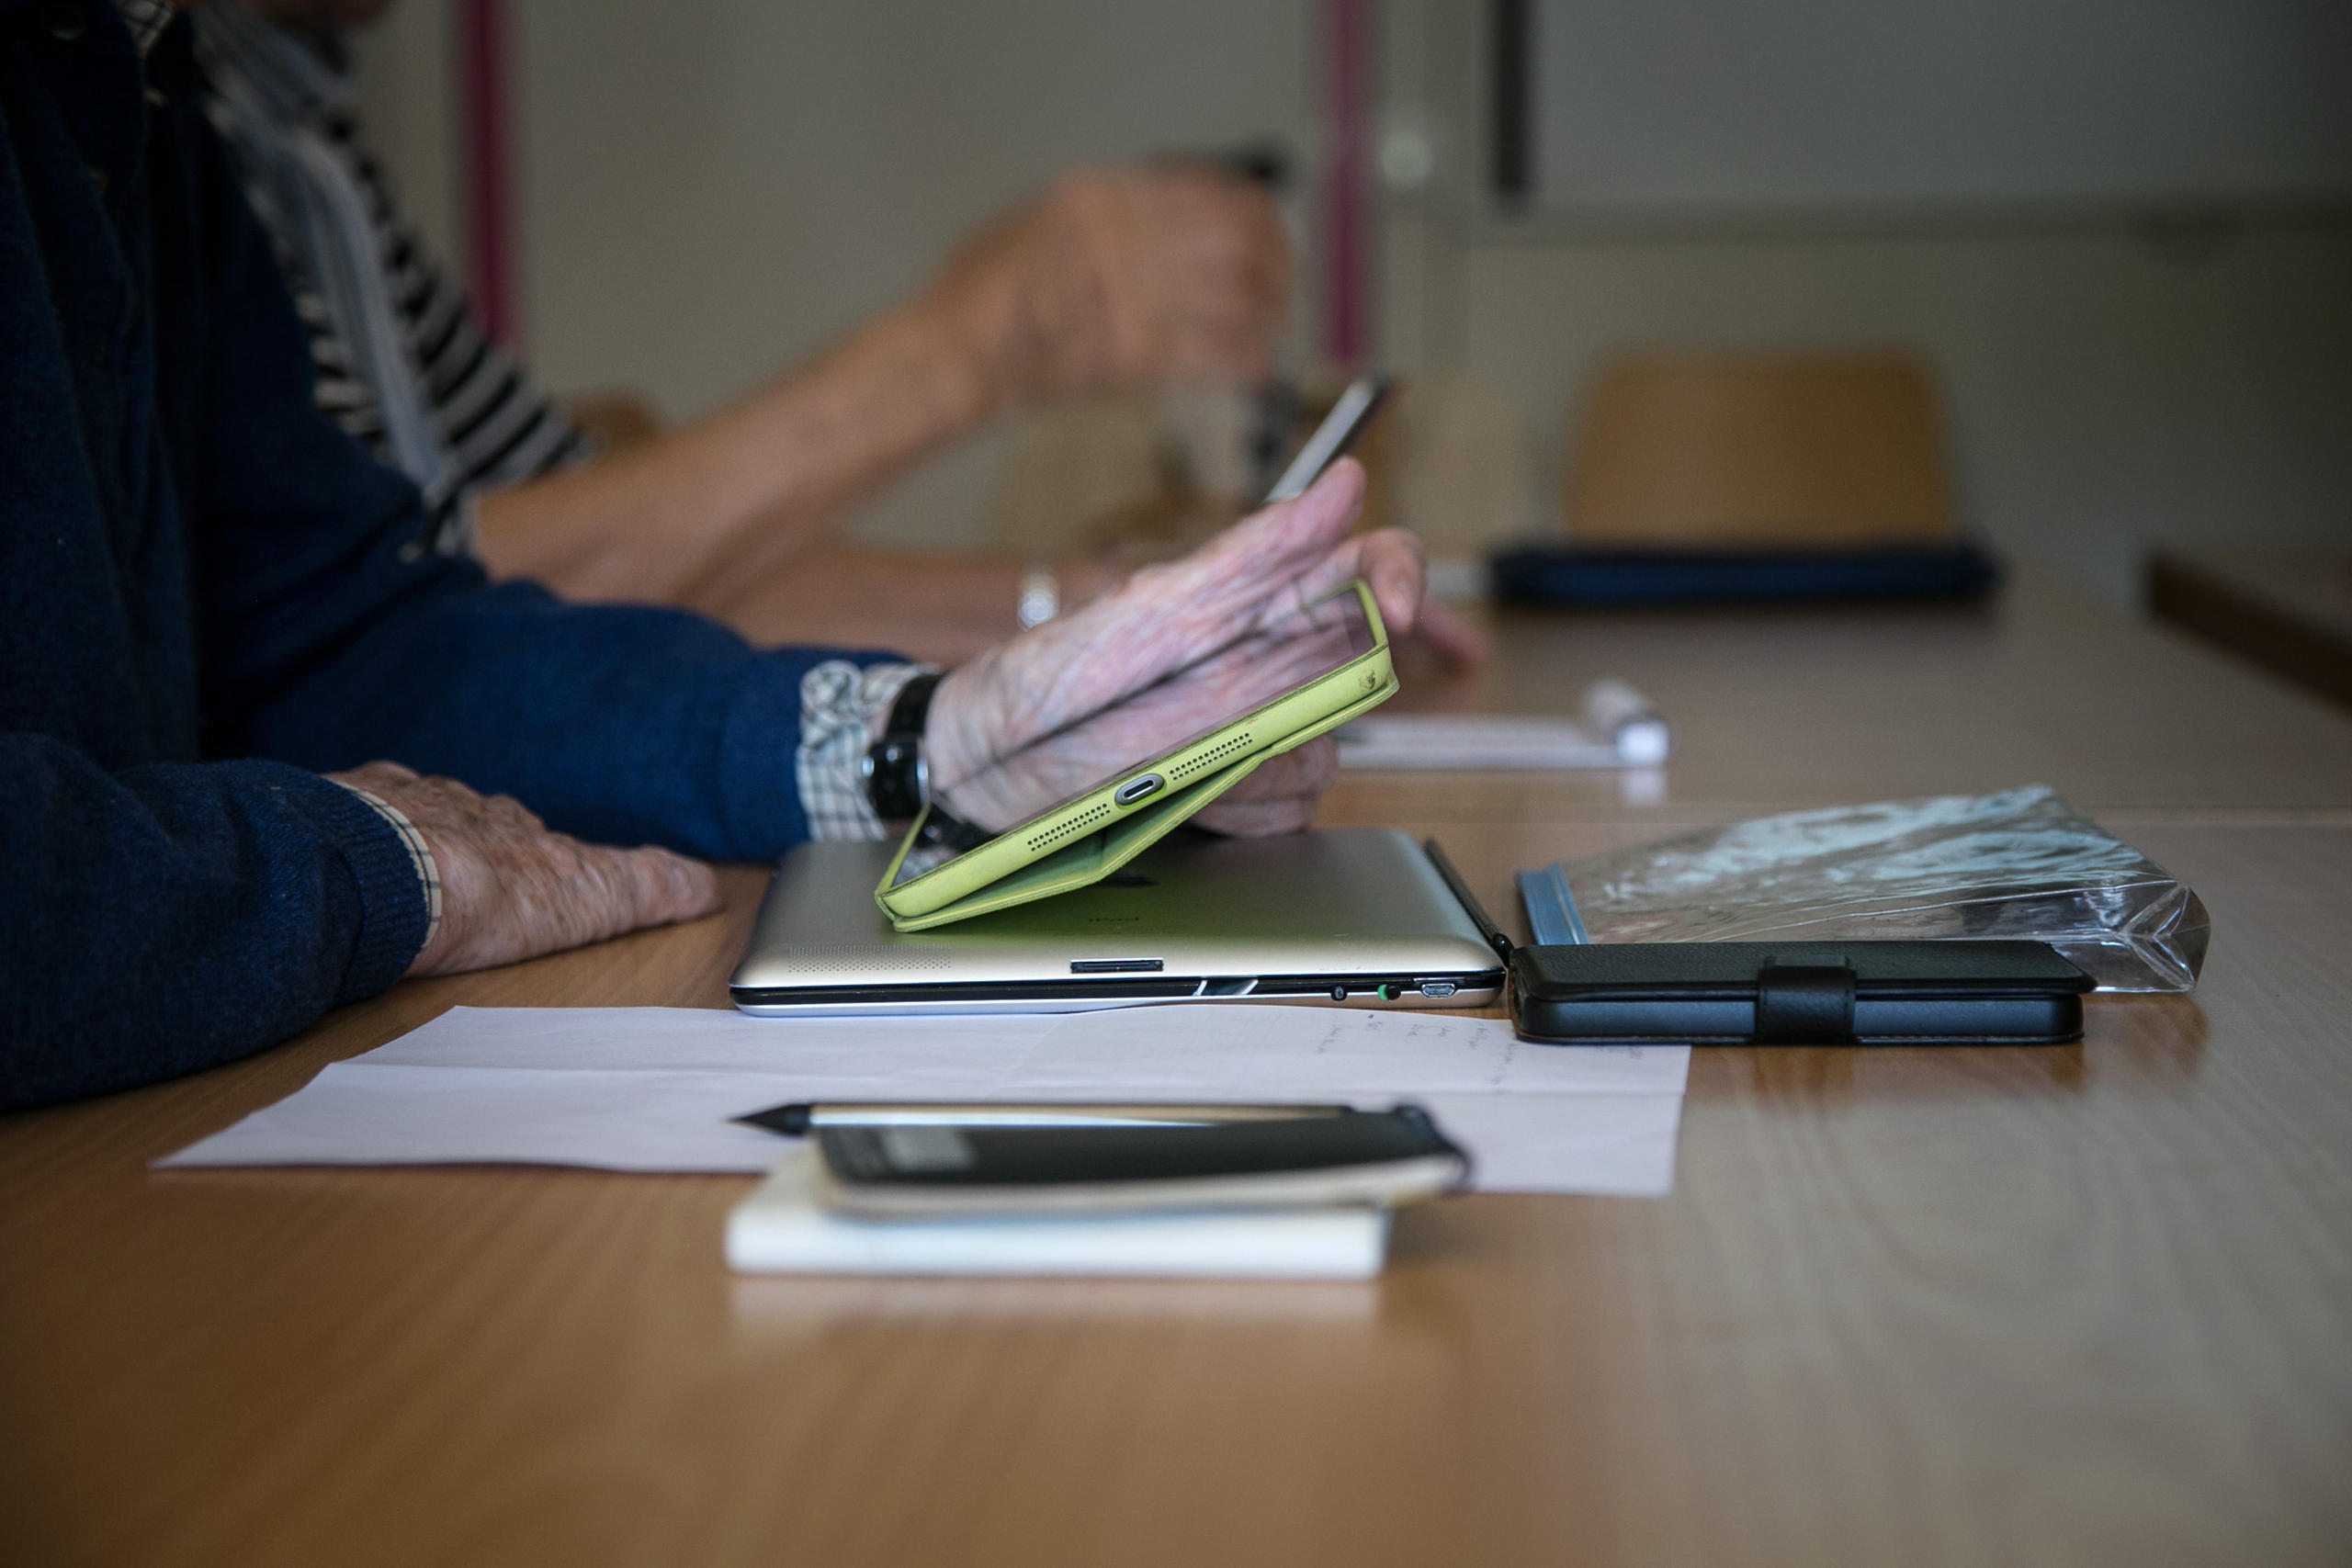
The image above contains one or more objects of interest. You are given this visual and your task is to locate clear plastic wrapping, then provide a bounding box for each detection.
[1556,785,2209,992]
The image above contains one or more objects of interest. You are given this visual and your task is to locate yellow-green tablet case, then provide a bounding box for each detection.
[876,581,1396,931]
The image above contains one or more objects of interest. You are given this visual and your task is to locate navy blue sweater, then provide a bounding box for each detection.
[2,6,881,1107]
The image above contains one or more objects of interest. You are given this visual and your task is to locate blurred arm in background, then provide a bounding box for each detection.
[476,166,1289,651]
[199,0,1296,663]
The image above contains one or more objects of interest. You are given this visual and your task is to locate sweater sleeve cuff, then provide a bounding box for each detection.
[300,776,437,1000]
[332,783,444,953]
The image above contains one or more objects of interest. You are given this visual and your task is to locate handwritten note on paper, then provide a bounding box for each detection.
[1010,1004,1686,1099]
[158,1005,1690,1195]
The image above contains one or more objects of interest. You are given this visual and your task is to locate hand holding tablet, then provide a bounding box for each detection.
[887,457,1428,929]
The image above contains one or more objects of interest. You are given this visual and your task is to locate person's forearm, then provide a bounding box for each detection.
[474,298,997,604]
[241,568,875,863]
[0,746,430,1109]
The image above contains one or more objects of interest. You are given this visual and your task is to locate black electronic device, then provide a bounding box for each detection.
[1509,940,2092,1045]
[1262,373,1392,502]
[809,1104,1470,1220]
[1488,542,2001,608]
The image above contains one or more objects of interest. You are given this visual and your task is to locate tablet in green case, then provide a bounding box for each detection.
[876,580,1396,931]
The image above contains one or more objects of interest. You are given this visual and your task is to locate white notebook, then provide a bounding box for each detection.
[726,1149,1390,1280]
[1335,680,1671,771]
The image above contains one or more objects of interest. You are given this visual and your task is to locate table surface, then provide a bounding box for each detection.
[2150,547,2352,714]
[2156,549,2352,644]
[6,565,2352,1568]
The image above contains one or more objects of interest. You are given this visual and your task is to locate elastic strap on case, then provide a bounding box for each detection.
[1755,962,1857,1043]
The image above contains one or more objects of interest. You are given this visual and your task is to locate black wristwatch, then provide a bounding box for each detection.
[861,671,943,821]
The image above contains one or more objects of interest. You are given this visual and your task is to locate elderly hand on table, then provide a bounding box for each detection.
[922,458,1424,837]
[328,761,723,978]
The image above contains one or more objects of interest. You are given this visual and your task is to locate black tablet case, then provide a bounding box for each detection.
[1488,543,2000,608]
[1510,941,2091,1045]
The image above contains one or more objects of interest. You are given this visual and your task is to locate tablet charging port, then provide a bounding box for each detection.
[1113,773,1165,807]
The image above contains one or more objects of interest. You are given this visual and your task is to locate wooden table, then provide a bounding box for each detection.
[6,565,2351,1567]
[2150,548,2352,714]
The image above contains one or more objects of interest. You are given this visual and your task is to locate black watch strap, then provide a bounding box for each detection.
[862,671,943,821]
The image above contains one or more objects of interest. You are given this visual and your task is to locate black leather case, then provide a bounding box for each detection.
[1510,941,2092,1045]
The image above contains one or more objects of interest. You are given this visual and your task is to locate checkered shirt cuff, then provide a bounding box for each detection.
[332,781,444,956]
[797,660,933,841]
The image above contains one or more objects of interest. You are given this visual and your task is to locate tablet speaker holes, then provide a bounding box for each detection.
[1027,801,1112,852]
[1170,730,1254,781]
[782,946,954,974]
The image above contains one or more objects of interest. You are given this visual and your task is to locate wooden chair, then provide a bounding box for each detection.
[1566,351,1953,546]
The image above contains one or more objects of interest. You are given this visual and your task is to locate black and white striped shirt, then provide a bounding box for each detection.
[192,1,592,552]
[188,0,912,848]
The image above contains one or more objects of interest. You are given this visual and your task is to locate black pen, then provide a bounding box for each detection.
[735,1101,1355,1136]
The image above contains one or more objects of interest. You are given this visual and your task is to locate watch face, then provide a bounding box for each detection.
[865,672,943,819]
[865,738,926,819]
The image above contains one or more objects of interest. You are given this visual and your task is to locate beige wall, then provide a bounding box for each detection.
[366,0,1314,554]
[353,0,2352,606]
[1379,0,2352,605]
[1389,220,2352,604]
[348,0,458,269]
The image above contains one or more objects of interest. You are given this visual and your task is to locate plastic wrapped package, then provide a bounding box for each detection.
[1549,785,2209,992]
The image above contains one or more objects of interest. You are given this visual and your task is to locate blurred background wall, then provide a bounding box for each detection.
[351,0,2351,606]
[350,0,1313,556]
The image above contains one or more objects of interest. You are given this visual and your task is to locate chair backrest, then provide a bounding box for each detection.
[1566,351,1952,546]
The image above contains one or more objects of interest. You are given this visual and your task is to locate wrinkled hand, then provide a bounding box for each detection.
[920,164,1290,408]
[329,761,721,976]
[922,459,1418,838]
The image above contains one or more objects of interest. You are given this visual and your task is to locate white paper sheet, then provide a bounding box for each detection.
[159,1005,1689,1195]
[356,1005,1056,1084]
[1338,714,1629,769]
[1006,1004,1683,1098]
[1414,1093,1687,1197]
[1337,681,1669,770]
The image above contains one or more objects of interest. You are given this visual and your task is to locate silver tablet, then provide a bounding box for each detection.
[731,827,1504,1017]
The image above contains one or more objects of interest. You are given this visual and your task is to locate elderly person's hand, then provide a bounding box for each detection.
[337,463,1406,978]
[328,762,721,977]
[921,459,1418,838]
[918,163,1290,407]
